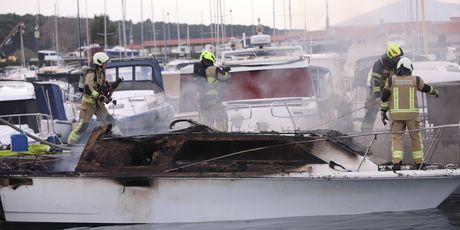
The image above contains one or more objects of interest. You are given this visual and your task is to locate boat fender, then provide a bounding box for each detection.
[329,161,351,172]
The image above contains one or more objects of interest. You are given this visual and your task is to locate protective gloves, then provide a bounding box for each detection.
[98,95,111,104]
[380,101,390,126]
[430,88,439,98]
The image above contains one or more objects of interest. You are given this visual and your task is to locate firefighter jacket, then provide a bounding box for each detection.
[82,67,105,105]
[204,66,230,96]
[370,54,398,98]
[381,75,435,120]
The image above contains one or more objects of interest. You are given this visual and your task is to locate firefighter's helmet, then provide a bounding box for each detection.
[93,52,110,66]
[200,51,216,63]
[397,57,413,72]
[387,43,404,59]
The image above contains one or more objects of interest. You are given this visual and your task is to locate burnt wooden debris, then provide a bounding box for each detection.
[76,120,367,175]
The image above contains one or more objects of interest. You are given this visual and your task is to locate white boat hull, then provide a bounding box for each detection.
[1,170,460,224]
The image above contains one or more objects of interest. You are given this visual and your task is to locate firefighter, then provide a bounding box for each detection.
[361,43,404,132]
[67,52,122,144]
[198,50,231,131]
[380,57,439,169]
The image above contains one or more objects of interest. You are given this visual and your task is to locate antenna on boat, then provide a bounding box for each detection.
[257,18,262,35]
[250,19,271,49]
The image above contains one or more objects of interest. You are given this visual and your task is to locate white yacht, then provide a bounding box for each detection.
[0,122,458,224]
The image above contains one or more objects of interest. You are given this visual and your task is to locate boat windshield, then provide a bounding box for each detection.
[223,68,314,101]
[179,67,315,113]
[221,47,304,66]
[105,65,163,93]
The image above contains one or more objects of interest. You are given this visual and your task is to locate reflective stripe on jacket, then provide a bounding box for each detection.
[370,54,396,97]
[82,68,105,104]
[387,75,424,120]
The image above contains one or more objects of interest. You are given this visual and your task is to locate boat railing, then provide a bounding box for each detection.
[269,98,321,130]
[164,123,460,173]
[109,94,164,118]
[0,113,55,136]
[355,123,460,171]
[226,104,253,120]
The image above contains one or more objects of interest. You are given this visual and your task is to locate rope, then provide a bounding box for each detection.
[163,123,460,173]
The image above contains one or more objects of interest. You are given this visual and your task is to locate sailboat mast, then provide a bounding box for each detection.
[77,0,83,66]
[304,0,307,48]
[176,0,180,47]
[20,22,25,67]
[85,0,90,62]
[141,0,144,50]
[273,0,276,39]
[415,0,420,54]
[35,0,40,68]
[325,0,330,31]
[54,2,59,56]
[151,0,156,57]
[288,0,292,35]
[215,0,220,49]
[209,0,214,48]
[104,0,107,49]
[251,0,254,35]
[420,0,428,55]
[121,0,127,57]
[283,0,286,35]
[162,9,167,62]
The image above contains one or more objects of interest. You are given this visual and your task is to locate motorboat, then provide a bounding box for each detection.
[176,25,340,132]
[0,121,459,224]
[0,66,36,81]
[0,80,77,145]
[105,46,140,58]
[103,58,175,136]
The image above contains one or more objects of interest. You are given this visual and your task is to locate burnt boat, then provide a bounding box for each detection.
[0,121,459,224]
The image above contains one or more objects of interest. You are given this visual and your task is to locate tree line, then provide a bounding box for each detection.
[0,13,285,61]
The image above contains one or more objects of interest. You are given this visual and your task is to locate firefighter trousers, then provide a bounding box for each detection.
[199,96,228,131]
[361,93,380,132]
[67,102,121,144]
[391,119,424,164]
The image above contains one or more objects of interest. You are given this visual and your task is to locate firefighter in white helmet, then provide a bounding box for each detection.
[67,52,122,144]
[380,57,439,170]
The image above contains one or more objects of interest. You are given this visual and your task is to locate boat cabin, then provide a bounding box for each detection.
[0,80,75,144]
[103,58,174,135]
[177,44,335,132]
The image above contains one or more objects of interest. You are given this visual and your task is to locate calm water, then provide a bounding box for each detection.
[1,194,459,230]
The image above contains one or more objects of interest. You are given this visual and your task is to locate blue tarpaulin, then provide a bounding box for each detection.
[34,83,67,120]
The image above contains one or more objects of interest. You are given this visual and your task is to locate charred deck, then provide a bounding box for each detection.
[75,121,367,176]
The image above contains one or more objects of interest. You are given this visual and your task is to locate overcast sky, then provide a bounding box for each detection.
[0,0,458,30]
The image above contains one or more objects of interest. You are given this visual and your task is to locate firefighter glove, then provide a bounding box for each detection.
[223,66,231,72]
[381,111,389,126]
[430,88,439,98]
[98,95,111,104]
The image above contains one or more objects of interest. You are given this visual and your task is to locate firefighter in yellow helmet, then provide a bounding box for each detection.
[198,50,231,131]
[67,52,122,144]
[361,43,404,132]
[380,57,439,170]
